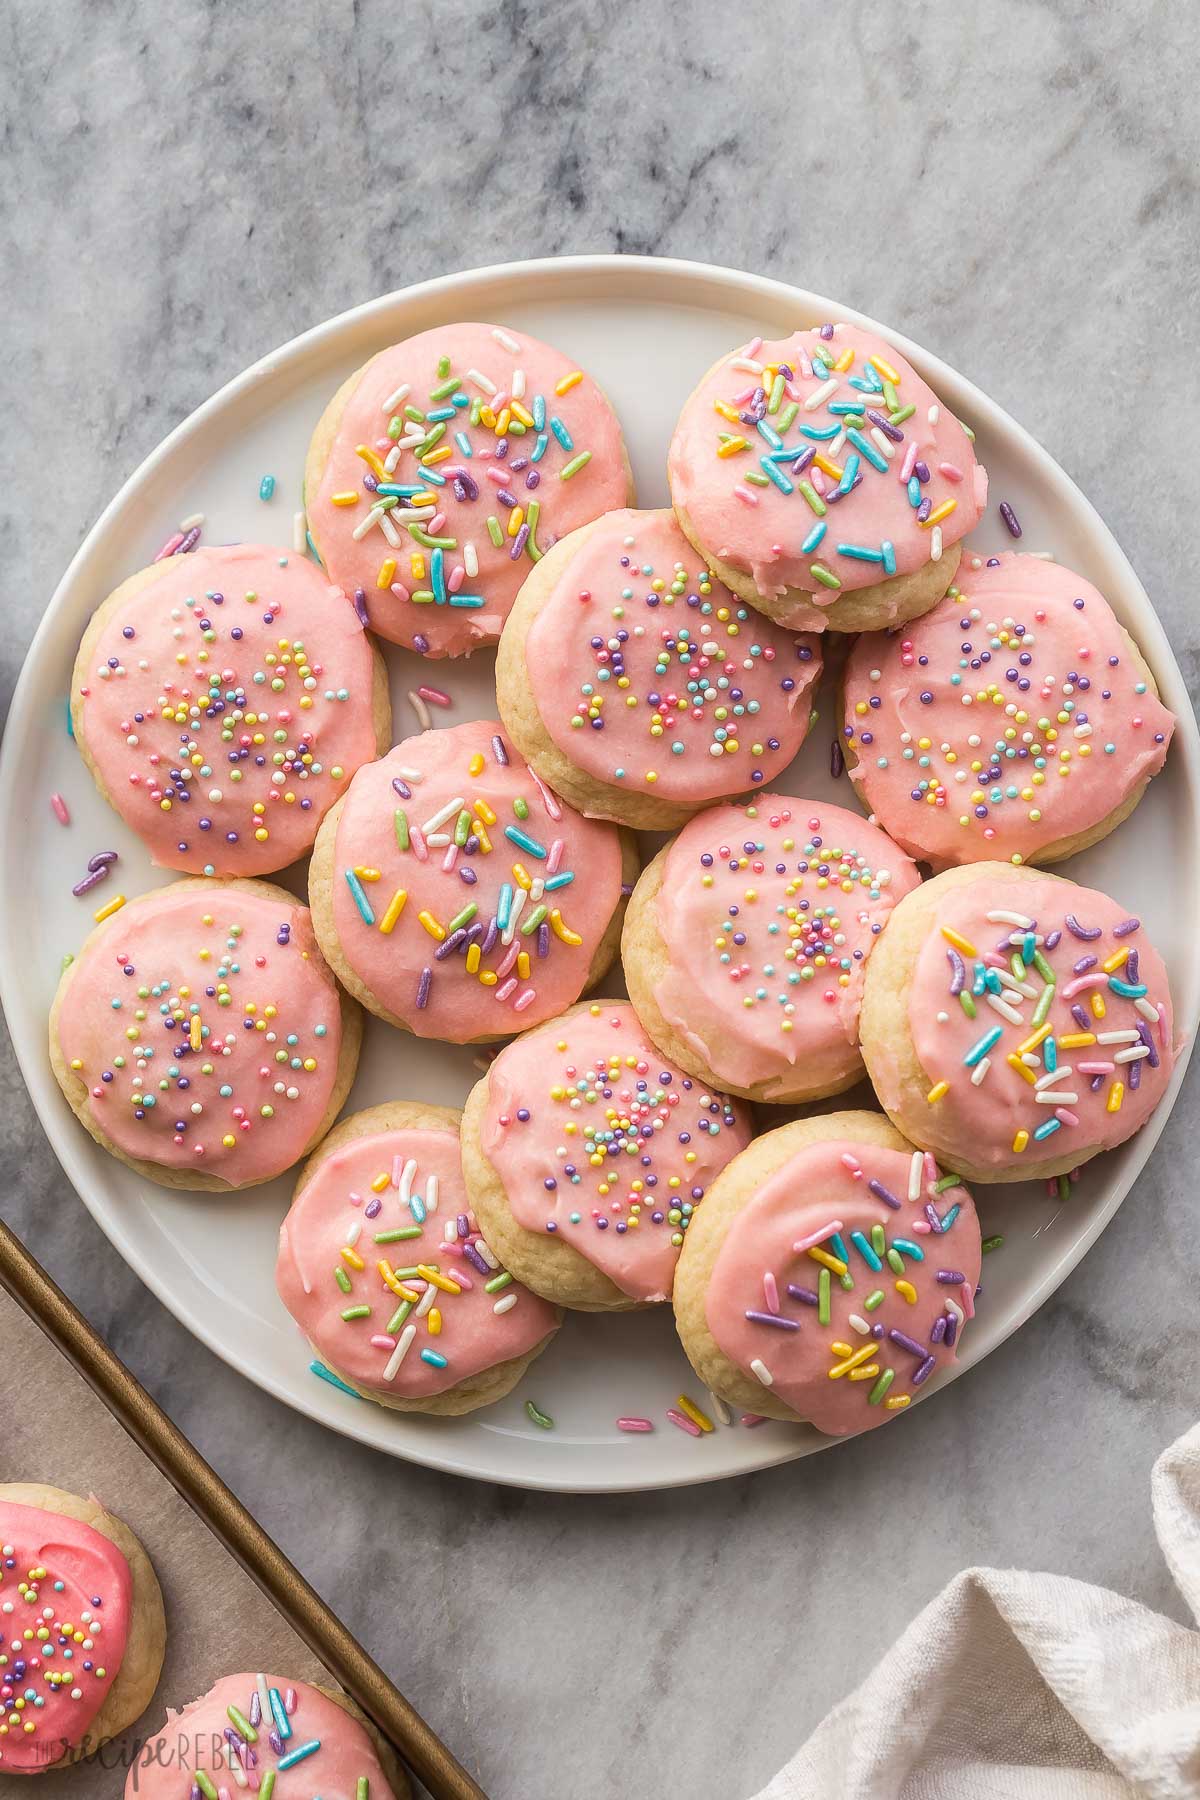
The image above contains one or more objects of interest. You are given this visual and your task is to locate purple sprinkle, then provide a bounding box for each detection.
[946,947,966,996]
[1073,955,1098,975]
[868,1178,901,1210]
[413,633,430,654]
[510,523,530,560]
[944,1313,958,1348]
[1071,1003,1090,1030]
[820,323,835,340]
[930,1316,947,1344]
[269,1731,283,1756]
[999,500,1022,538]
[889,1329,927,1359]
[435,928,468,961]
[745,1310,800,1329]
[916,496,932,523]
[537,920,551,958]
[457,1212,470,1237]
[830,737,845,779]
[481,918,499,955]
[865,408,905,443]
[1044,929,1062,951]
[924,1202,944,1234]
[912,1354,937,1387]
[786,1284,819,1306]
[1127,949,1140,983]
[175,524,203,554]
[1137,1020,1160,1068]
[71,866,110,897]
[936,1269,966,1284]
[1064,913,1102,940]
[1112,917,1141,937]
[1130,1056,1142,1091]
[463,1243,490,1275]
[415,967,432,1009]
[492,735,509,766]
[249,1694,262,1728]
[1090,1073,1105,1091]
[391,776,412,800]
[364,1196,382,1219]
[352,586,370,627]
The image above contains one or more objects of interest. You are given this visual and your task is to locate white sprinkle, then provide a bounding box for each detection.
[750,1358,774,1387]
[1114,1045,1151,1064]
[409,690,432,732]
[464,540,479,578]
[987,910,1035,928]
[345,1219,362,1246]
[511,368,526,399]
[395,765,424,783]
[466,368,497,397]
[995,968,1037,999]
[928,404,940,425]
[707,1390,733,1427]
[1097,1029,1141,1044]
[1035,1089,1079,1105]
[382,382,411,412]
[930,525,943,562]
[397,1158,417,1208]
[384,1324,416,1379]
[869,426,895,460]
[503,888,528,944]
[848,1314,871,1336]
[444,1219,457,1243]
[492,1293,518,1315]
[985,992,1025,1026]
[178,511,205,531]
[492,327,521,353]
[804,376,838,410]
[1073,723,1093,739]
[256,1674,272,1722]
[378,509,403,549]
[730,356,764,374]
[1035,1065,1073,1089]
[475,1239,499,1270]
[422,796,465,833]
[351,505,384,541]
[384,445,402,474]
[908,1151,923,1201]
[293,510,307,552]
[416,1283,438,1319]
[426,1173,439,1214]
[970,1057,991,1086]
[1135,998,1161,1023]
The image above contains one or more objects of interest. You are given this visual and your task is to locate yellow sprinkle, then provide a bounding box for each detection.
[1102,948,1129,973]
[829,1342,878,1379]
[370,1172,390,1193]
[428,1307,442,1336]
[885,1394,911,1410]
[474,820,492,853]
[550,908,582,946]
[355,443,388,480]
[940,925,977,956]
[353,866,382,881]
[895,1279,918,1305]
[517,950,531,979]
[848,1365,880,1382]
[478,969,498,986]
[1012,1128,1030,1153]
[468,753,485,777]
[378,888,408,935]
[676,1394,714,1432]
[926,1080,949,1104]
[1007,1054,1038,1086]
[510,401,535,428]
[473,798,497,826]
[494,407,511,435]
[418,909,446,941]
[813,452,844,480]
[1058,1032,1096,1049]
[1016,1022,1052,1056]
[555,371,584,395]
[717,437,748,457]
[512,863,533,891]
[376,558,396,589]
[1107,1081,1124,1113]
[341,1246,366,1271]
[807,1246,848,1276]
[189,1016,202,1051]
[507,505,524,536]
[418,1265,463,1296]
[422,445,452,466]
[713,399,742,422]
[93,894,126,923]
[919,498,957,529]
[466,942,481,974]
[376,1261,418,1301]
[331,492,359,507]
[1091,991,1107,1019]
[869,353,900,383]
[411,553,425,580]
[833,347,855,372]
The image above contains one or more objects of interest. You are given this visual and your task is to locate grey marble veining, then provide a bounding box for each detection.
[4,3,1200,1796]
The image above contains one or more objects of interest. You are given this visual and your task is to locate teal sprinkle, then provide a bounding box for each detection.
[850,1230,882,1272]
[1109,976,1148,997]
[1033,1117,1062,1141]
[845,426,889,472]
[759,456,794,494]
[504,824,548,858]
[801,521,827,553]
[309,1361,362,1399]
[420,1349,449,1368]
[892,1238,925,1261]
[258,474,276,501]
[344,868,375,925]
[963,1025,1003,1066]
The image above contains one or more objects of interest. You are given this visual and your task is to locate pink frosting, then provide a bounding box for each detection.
[126,1674,397,1800]
[843,552,1175,866]
[57,886,346,1186]
[74,546,381,877]
[329,721,624,1042]
[650,797,921,1098]
[277,1125,559,1397]
[481,1001,754,1301]
[523,509,822,810]
[307,322,629,657]
[668,323,987,626]
[706,1140,981,1435]
[901,874,1175,1169]
[0,1499,133,1772]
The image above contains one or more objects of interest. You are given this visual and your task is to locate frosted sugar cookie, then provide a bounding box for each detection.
[673,1111,981,1435]
[71,545,389,876]
[461,1000,754,1310]
[277,1102,561,1415]
[859,863,1175,1182]
[622,796,920,1103]
[305,321,632,657]
[495,507,822,828]
[842,552,1174,866]
[668,322,986,632]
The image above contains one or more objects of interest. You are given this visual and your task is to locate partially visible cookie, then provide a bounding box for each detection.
[0,1483,165,1773]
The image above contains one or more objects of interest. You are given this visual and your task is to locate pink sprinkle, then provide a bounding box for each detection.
[370,1334,395,1350]
[496,941,521,978]
[733,487,759,507]
[731,385,755,406]
[391,1155,404,1188]
[797,352,813,379]
[441,843,458,871]
[409,824,429,862]
[1063,972,1108,998]
[451,1268,474,1290]
[1158,1002,1168,1047]
[792,1220,843,1253]
[961,1280,975,1320]
[390,582,412,603]
[486,466,510,485]
[666,1408,701,1438]
[923,1153,938,1188]
[285,1688,297,1714]
[938,461,964,482]
[899,442,918,482]
[912,1219,932,1234]
[762,1271,779,1314]
[428,512,447,535]
[745,335,763,358]
[546,838,564,875]
[839,1152,862,1177]
[447,565,465,592]
[153,531,185,561]
[531,769,562,820]
[348,1190,363,1208]
[495,977,518,1003]
[1078,1061,1114,1074]
[741,1413,768,1428]
[513,987,537,1012]
[1055,1108,1080,1127]
[617,1417,654,1433]
[50,793,70,825]
[418,685,452,707]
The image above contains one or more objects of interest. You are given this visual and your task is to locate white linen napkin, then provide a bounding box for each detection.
[751,1424,1200,1799]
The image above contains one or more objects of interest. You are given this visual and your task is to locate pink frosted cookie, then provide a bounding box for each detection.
[668,322,987,633]
[304,321,633,658]
[461,1000,755,1310]
[0,1484,165,1773]
[50,880,361,1192]
[277,1102,561,1415]
[842,552,1174,867]
[495,507,823,828]
[622,796,921,1104]
[673,1112,982,1435]
[70,545,390,877]
[309,720,632,1043]
[126,1674,407,1800]
[860,863,1176,1182]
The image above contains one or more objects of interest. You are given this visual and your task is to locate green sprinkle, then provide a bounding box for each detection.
[526,1400,554,1430]
[818,1266,831,1325]
[485,1271,513,1293]
[394,808,410,852]
[408,524,456,550]
[864,1289,885,1311]
[809,561,841,590]
[525,497,542,561]
[798,479,827,517]
[767,371,785,413]
[521,904,549,935]
[453,809,472,848]
[334,1266,352,1294]
[196,1774,220,1800]
[778,400,799,430]
[513,795,529,820]
[430,373,459,400]
[1056,1174,1072,1203]
[448,902,478,933]
[559,450,592,480]
[889,403,916,425]
[341,1305,371,1321]
[959,990,977,1019]
[260,1775,276,1800]
[486,515,504,548]
[886,1247,905,1275]
[227,1704,258,1744]
[374,1226,422,1244]
[981,1235,1004,1254]
[1032,983,1056,1027]
[386,1300,412,1333]
[436,354,451,378]
[870,1223,886,1256]
[1033,949,1055,984]
[1011,953,1027,981]
[868,1367,896,1406]
[357,1781,370,1800]
[934,1173,962,1193]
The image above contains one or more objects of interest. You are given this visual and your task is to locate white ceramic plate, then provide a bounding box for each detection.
[3,257,1196,1492]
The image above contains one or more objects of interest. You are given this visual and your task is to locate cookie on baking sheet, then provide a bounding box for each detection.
[672,1111,981,1436]
[277,1101,561,1415]
[495,507,822,829]
[70,544,390,878]
[460,1000,754,1312]
[842,551,1174,868]
[50,879,360,1192]
[668,322,987,633]
[126,1673,409,1800]
[0,1482,165,1774]
[304,320,633,658]
[621,795,920,1105]
[308,719,635,1044]
[859,863,1175,1183]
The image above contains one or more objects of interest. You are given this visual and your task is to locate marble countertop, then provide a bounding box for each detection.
[5,4,1199,1795]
